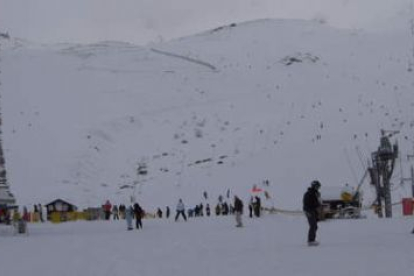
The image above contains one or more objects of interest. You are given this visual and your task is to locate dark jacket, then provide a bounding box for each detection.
[133,203,144,219]
[303,187,321,213]
[234,197,244,213]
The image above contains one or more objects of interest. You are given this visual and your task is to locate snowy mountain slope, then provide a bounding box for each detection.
[1,19,414,210]
[1,0,412,44]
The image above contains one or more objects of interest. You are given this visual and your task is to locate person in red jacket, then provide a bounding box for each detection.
[103,200,112,220]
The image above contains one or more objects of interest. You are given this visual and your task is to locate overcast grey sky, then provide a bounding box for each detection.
[0,0,411,45]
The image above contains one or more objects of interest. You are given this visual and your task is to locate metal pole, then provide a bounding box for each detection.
[375,157,383,218]
[384,168,392,218]
[0,39,9,188]
[411,166,414,198]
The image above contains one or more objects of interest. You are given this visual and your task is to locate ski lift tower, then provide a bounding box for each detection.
[369,130,399,218]
[131,162,148,203]
[0,35,16,206]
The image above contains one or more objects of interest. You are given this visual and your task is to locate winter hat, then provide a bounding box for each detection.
[311,180,321,189]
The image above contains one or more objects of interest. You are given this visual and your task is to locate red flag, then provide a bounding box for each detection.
[251,185,263,193]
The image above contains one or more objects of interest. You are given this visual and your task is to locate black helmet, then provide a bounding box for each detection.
[311,180,321,189]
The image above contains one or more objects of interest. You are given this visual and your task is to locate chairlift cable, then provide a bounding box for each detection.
[344,147,359,184]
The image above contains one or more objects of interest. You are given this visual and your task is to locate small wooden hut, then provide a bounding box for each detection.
[45,199,77,222]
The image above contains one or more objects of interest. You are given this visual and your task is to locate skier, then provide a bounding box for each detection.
[206,204,211,216]
[199,203,204,216]
[248,197,253,218]
[233,196,244,227]
[119,204,126,219]
[215,204,221,216]
[133,203,144,229]
[125,206,133,230]
[22,206,29,222]
[222,202,229,215]
[157,208,163,218]
[166,206,170,218]
[303,180,322,246]
[38,204,44,222]
[254,196,261,217]
[33,204,39,222]
[112,205,119,220]
[175,199,187,221]
[103,200,112,220]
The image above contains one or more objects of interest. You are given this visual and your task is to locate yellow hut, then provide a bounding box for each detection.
[45,199,78,223]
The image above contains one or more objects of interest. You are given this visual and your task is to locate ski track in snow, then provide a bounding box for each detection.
[151,48,218,72]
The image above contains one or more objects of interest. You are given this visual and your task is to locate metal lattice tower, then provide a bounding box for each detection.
[369,130,398,218]
[0,33,16,205]
[0,36,7,187]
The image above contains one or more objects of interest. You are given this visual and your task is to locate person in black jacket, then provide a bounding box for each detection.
[303,180,322,246]
[254,196,261,217]
[166,206,170,219]
[133,203,144,229]
[233,196,244,227]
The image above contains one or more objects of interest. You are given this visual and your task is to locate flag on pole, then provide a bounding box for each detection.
[251,185,263,193]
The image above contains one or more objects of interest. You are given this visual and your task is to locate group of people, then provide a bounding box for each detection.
[102,200,145,230]
[3,179,411,245]
[172,197,245,227]
[2,204,45,223]
[103,200,124,220]
[125,203,145,230]
[99,194,255,231]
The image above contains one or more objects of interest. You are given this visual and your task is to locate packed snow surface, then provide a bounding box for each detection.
[1,214,414,276]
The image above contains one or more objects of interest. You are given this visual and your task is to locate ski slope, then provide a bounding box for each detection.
[1,18,414,211]
[1,2,414,276]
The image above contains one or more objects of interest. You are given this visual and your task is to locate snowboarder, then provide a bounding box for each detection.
[233,196,244,227]
[303,180,322,246]
[175,199,187,221]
